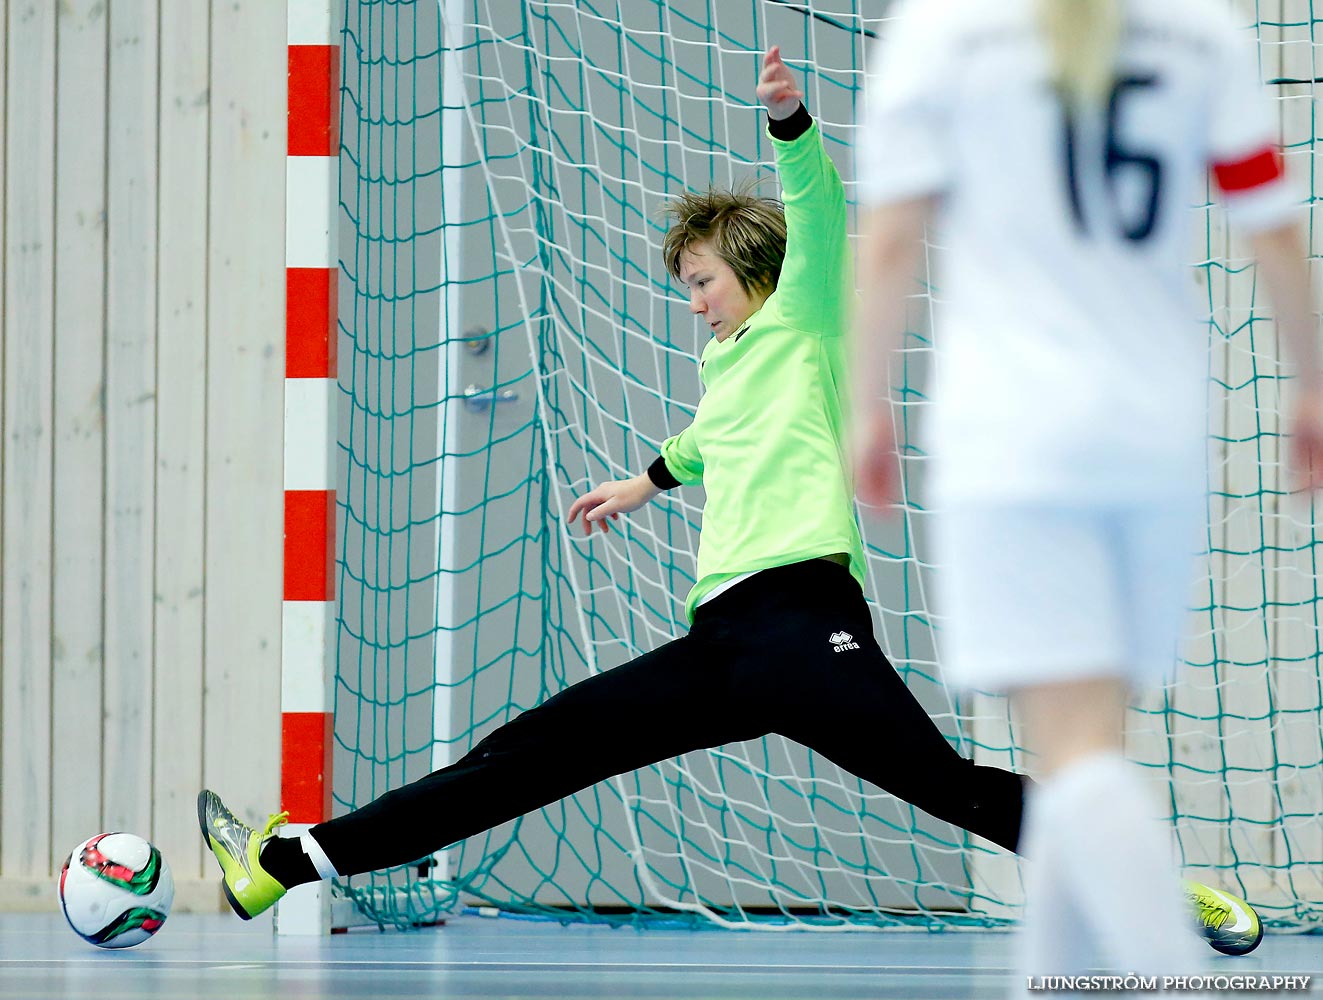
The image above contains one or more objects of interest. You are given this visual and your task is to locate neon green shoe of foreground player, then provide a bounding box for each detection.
[197,789,289,920]
[1184,879,1264,956]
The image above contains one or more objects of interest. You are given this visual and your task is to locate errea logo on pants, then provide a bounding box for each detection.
[829,631,860,652]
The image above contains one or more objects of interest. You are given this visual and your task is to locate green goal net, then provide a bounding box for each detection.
[332,0,1323,931]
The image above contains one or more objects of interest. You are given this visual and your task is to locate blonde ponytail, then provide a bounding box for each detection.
[1035,0,1123,107]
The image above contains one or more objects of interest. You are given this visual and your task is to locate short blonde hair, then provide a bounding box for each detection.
[662,184,787,297]
[1035,0,1123,106]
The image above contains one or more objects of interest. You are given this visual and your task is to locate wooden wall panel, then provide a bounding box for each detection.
[1,0,57,882]
[0,0,287,909]
[49,0,110,872]
[102,0,160,840]
[201,0,286,827]
[0,0,7,870]
[154,0,213,886]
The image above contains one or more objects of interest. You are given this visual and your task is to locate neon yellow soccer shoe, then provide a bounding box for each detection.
[1185,880,1263,956]
[197,789,289,920]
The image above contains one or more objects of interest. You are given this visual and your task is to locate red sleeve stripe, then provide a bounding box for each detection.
[1213,146,1284,194]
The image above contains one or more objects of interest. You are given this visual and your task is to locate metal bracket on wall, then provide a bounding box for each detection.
[462,384,519,412]
[463,326,493,356]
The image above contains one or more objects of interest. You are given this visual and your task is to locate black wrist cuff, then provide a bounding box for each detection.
[647,455,681,491]
[768,103,812,141]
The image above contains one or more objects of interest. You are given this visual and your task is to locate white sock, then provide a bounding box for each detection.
[1019,781,1099,978]
[300,829,341,880]
[1019,754,1204,980]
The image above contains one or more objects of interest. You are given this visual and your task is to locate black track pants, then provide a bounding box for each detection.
[311,559,1026,876]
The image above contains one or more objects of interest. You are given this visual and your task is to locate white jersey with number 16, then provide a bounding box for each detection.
[857,0,1297,504]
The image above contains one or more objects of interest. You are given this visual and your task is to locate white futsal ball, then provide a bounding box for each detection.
[58,833,174,948]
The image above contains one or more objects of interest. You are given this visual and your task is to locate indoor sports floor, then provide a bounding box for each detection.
[4,911,1319,1000]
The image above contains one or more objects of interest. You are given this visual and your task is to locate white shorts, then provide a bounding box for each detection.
[931,500,1204,693]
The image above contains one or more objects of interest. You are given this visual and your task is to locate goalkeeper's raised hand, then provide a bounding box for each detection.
[757,45,804,121]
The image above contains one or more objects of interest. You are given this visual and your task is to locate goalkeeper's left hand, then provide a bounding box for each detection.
[757,46,804,121]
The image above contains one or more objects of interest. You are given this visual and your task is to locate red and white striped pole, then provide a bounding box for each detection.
[279,0,339,935]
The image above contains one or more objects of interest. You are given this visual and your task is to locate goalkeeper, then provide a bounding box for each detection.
[198,49,1244,952]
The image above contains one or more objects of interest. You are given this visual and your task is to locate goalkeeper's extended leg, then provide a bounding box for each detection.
[763,567,1028,852]
[761,562,1260,957]
[196,793,292,920]
[1183,879,1263,956]
[199,632,757,917]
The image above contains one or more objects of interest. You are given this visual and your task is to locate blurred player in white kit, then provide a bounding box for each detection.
[852,0,1322,983]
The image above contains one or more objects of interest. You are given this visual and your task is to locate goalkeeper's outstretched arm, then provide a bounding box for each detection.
[567,473,663,535]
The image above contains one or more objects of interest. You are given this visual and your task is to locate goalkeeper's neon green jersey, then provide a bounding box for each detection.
[661,117,865,622]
